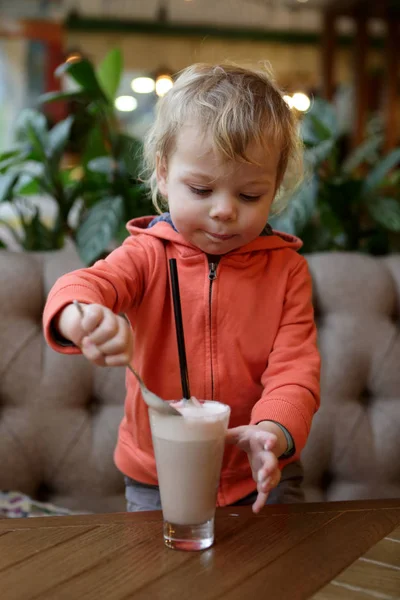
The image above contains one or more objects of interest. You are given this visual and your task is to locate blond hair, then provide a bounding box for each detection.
[142,62,303,214]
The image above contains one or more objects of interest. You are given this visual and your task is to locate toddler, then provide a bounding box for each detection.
[43,62,320,513]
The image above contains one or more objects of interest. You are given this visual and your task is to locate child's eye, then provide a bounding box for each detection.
[240,194,261,202]
[189,186,211,196]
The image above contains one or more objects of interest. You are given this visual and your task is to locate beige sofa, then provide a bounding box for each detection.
[0,247,399,513]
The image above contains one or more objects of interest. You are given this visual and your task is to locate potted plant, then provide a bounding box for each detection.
[0,49,153,264]
[270,99,400,255]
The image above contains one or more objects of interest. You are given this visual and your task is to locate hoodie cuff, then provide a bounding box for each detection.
[250,396,309,459]
[268,421,295,458]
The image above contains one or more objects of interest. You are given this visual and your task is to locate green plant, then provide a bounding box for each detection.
[0,110,75,251]
[270,99,400,255]
[0,49,153,263]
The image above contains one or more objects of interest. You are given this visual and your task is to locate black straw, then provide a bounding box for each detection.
[169,258,191,400]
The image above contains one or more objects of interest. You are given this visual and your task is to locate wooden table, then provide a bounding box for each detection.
[0,499,399,600]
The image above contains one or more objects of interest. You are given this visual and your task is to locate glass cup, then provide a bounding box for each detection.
[149,400,231,551]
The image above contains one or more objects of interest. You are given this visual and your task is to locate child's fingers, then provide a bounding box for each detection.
[85,311,119,345]
[81,338,106,364]
[97,337,130,357]
[252,490,268,514]
[105,353,133,367]
[258,469,281,493]
[264,435,277,451]
[225,426,249,447]
[81,304,104,335]
[259,451,278,478]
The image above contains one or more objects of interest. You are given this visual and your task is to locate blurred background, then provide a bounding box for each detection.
[0,0,399,261]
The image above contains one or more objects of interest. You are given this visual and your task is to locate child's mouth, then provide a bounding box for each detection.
[206,232,236,241]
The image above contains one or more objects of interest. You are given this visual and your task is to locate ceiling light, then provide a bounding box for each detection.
[296,0,309,3]
[291,92,311,112]
[155,74,174,97]
[115,96,138,112]
[131,77,155,94]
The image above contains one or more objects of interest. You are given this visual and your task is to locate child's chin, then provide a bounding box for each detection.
[197,235,240,255]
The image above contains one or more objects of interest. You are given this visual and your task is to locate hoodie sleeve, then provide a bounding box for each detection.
[250,256,320,460]
[43,235,152,353]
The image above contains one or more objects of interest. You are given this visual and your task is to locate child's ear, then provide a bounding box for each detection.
[156,153,168,197]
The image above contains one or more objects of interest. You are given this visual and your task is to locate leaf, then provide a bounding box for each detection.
[14,175,41,195]
[364,229,390,256]
[65,181,83,206]
[96,48,123,102]
[323,179,364,217]
[48,116,74,164]
[367,197,400,232]
[0,217,23,246]
[304,139,335,167]
[38,90,88,105]
[124,183,153,218]
[363,149,400,194]
[7,163,51,196]
[0,172,20,202]
[269,176,318,236]
[297,221,334,253]
[18,163,46,179]
[21,208,64,251]
[115,221,130,244]
[82,123,109,165]
[87,156,116,174]
[0,147,25,161]
[0,146,31,171]
[76,196,124,264]
[56,58,108,103]
[117,134,143,176]
[15,109,48,150]
[301,98,339,145]
[0,152,29,172]
[342,134,383,173]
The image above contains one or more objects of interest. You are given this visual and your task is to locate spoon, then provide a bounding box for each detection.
[72,300,182,417]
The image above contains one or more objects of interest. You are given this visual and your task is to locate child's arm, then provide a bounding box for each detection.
[43,235,151,354]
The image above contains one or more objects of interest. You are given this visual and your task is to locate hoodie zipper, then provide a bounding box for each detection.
[208,260,218,399]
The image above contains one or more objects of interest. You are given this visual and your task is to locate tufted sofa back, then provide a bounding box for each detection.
[0,247,126,513]
[303,253,400,501]
[0,248,399,512]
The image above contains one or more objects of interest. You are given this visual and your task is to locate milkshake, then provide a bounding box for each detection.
[149,400,230,551]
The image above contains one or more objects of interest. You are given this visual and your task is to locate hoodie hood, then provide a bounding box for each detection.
[126,215,302,253]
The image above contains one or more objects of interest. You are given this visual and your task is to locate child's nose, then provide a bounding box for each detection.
[209,195,237,221]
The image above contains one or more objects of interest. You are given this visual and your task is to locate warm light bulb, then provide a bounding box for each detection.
[131,77,156,94]
[114,96,138,112]
[291,92,311,112]
[155,75,174,97]
[283,95,294,109]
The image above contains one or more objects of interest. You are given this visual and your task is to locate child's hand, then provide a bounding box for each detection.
[57,303,134,367]
[226,425,282,513]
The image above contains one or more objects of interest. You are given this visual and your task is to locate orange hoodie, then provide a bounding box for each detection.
[43,216,320,506]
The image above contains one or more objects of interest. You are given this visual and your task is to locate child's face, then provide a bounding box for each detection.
[156,124,280,255]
